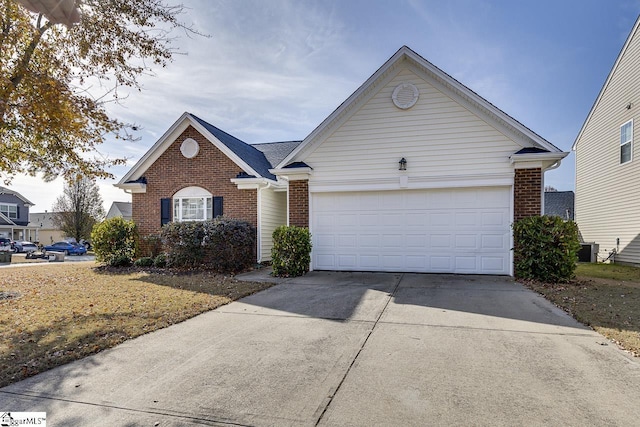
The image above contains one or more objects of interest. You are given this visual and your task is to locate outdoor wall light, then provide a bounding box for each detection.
[399,157,407,171]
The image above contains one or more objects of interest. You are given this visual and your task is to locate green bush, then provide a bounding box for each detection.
[153,253,167,268]
[271,225,312,277]
[91,217,137,267]
[512,215,581,282]
[161,217,256,272]
[134,256,154,267]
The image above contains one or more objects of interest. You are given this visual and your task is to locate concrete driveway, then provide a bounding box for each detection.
[2,272,640,426]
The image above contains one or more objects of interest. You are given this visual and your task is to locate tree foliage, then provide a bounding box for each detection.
[52,176,105,242]
[0,0,199,182]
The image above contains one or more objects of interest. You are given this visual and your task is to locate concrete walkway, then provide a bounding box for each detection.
[2,271,640,426]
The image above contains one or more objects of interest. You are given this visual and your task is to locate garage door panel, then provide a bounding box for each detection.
[429,212,452,226]
[337,254,357,268]
[455,234,478,249]
[481,234,507,249]
[312,188,511,275]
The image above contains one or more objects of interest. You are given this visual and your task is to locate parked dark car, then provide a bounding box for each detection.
[44,241,87,256]
[13,241,37,253]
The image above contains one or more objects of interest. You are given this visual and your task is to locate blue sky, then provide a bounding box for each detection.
[9,0,640,211]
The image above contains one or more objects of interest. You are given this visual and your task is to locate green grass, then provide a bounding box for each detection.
[575,262,640,282]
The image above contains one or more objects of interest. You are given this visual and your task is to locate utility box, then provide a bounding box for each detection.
[578,242,599,263]
[0,251,11,263]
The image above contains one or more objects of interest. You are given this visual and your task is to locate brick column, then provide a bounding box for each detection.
[514,168,542,221]
[289,180,309,227]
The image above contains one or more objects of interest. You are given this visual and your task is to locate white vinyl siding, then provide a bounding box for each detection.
[259,189,286,262]
[304,67,521,186]
[312,188,511,275]
[575,22,640,264]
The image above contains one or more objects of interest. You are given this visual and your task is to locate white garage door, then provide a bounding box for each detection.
[311,187,511,275]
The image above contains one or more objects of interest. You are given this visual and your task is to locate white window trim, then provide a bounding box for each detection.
[620,119,633,165]
[0,203,18,219]
[172,186,213,222]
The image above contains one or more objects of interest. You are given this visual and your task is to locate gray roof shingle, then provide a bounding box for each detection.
[190,114,277,180]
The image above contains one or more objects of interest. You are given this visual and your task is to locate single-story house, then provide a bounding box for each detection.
[573,16,640,264]
[106,201,133,220]
[116,46,568,275]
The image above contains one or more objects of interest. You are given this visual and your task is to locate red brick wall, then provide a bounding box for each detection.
[288,180,309,227]
[514,168,542,221]
[132,126,257,237]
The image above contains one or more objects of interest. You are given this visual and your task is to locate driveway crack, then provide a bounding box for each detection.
[313,273,403,426]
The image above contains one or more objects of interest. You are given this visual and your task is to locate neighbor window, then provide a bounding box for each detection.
[620,120,633,164]
[0,203,17,219]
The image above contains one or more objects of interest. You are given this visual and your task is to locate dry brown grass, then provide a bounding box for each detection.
[0,262,274,387]
[524,263,640,356]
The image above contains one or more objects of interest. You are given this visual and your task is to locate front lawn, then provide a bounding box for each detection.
[524,262,640,356]
[0,263,274,388]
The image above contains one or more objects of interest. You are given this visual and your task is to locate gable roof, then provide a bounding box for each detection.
[117,112,282,185]
[573,15,640,151]
[278,45,564,168]
[0,186,34,206]
[106,201,132,219]
[189,114,277,180]
[544,191,575,220]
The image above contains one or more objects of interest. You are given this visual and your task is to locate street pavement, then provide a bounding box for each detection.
[2,270,639,426]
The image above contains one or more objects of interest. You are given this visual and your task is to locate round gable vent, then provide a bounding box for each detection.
[392,83,419,110]
[180,138,199,159]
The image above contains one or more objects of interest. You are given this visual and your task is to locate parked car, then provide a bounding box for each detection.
[0,237,14,251]
[13,241,37,253]
[43,241,87,256]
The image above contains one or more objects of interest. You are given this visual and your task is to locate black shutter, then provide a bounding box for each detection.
[213,197,223,218]
[161,198,171,226]
[16,206,19,219]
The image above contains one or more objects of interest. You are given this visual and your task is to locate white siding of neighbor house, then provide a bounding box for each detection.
[575,21,640,264]
[303,66,522,188]
[259,188,286,262]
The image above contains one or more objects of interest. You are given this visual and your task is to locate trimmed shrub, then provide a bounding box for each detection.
[201,218,256,272]
[134,256,154,267]
[160,221,204,269]
[91,217,137,267]
[154,253,167,268]
[160,217,256,272]
[512,215,581,282]
[271,225,312,277]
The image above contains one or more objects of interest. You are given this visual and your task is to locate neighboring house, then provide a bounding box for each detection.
[117,46,567,275]
[0,186,37,241]
[29,211,65,244]
[106,201,132,220]
[573,16,640,264]
[544,191,574,220]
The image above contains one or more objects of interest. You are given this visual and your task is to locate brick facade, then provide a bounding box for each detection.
[288,180,309,227]
[513,168,542,221]
[132,126,257,237]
